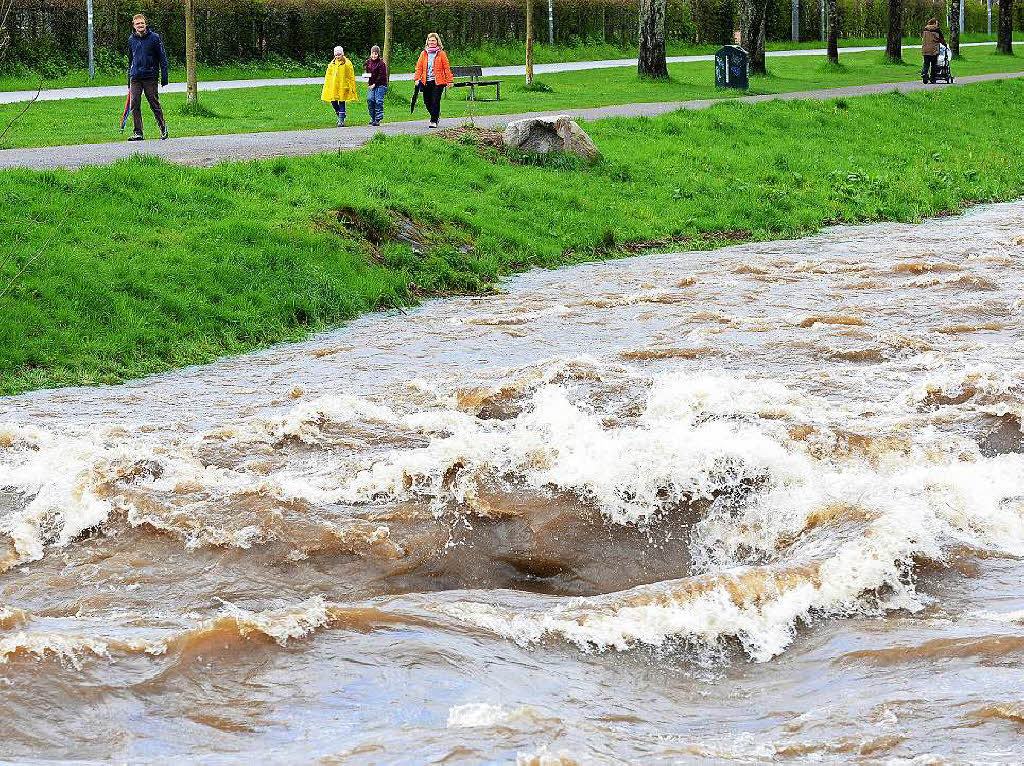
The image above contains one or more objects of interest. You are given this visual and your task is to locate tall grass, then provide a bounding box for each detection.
[0,48,1021,151]
[2,80,1024,395]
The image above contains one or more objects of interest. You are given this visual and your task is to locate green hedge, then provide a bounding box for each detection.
[2,0,1020,72]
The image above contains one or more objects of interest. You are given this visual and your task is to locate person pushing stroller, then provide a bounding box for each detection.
[921,19,951,85]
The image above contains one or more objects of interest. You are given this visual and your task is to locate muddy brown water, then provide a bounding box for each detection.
[2,202,1024,764]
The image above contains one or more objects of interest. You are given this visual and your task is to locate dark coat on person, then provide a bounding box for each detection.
[128,30,169,85]
[364,58,389,87]
[922,23,945,57]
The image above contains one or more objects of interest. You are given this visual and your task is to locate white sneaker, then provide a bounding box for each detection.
[428,121,437,129]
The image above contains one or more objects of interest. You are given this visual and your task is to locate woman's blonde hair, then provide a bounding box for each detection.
[426,32,444,49]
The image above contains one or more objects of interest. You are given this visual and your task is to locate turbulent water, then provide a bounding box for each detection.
[2,202,1024,764]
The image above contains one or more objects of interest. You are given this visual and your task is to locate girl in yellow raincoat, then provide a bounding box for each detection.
[322,46,358,127]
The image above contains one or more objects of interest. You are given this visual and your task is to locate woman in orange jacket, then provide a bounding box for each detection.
[414,32,454,128]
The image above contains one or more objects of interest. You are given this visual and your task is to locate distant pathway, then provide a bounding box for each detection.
[1,71,1021,171]
[0,41,1003,105]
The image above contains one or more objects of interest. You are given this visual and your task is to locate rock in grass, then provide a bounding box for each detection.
[501,115,600,160]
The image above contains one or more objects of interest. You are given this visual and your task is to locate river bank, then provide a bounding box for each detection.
[2,78,1024,396]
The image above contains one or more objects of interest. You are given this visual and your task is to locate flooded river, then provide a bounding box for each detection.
[2,202,1023,764]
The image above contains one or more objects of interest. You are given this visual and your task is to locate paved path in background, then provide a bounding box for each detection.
[1,71,1020,171]
[0,41,1003,105]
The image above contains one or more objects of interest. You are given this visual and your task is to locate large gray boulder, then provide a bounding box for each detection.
[501,115,600,160]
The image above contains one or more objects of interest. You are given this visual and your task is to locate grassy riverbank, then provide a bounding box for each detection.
[3,34,1019,91]
[0,47,1021,150]
[2,79,1024,395]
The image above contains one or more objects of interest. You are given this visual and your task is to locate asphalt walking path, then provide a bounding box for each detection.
[1,71,1021,171]
[0,41,1003,105]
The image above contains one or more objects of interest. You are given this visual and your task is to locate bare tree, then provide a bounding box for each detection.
[0,0,49,301]
[383,0,393,67]
[0,0,10,57]
[638,0,668,78]
[526,0,535,84]
[885,0,903,62]
[0,0,41,143]
[185,0,198,106]
[950,0,961,57]
[996,0,1014,54]
[826,0,839,63]
[741,0,772,75]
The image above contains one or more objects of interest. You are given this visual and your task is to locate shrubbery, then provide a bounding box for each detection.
[3,0,1019,74]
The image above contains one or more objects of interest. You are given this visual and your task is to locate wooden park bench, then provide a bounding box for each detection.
[450,66,501,101]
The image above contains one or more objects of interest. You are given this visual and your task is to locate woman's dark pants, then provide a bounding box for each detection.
[422,80,443,123]
[922,55,939,83]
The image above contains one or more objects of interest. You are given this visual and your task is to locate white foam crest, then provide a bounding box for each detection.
[515,744,582,766]
[213,596,331,645]
[909,363,1023,407]
[446,702,546,729]
[445,505,928,662]
[214,393,401,446]
[0,424,141,565]
[0,597,333,670]
[0,631,113,669]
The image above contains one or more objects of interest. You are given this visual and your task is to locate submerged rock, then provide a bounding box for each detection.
[501,115,601,159]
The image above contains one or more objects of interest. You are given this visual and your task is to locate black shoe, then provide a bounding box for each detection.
[128,133,144,142]
[160,127,169,140]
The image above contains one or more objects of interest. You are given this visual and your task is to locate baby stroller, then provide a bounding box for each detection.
[935,44,954,84]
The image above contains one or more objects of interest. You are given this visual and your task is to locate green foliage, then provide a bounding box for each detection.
[2,47,1023,150]
[2,79,1024,395]
[3,0,1021,80]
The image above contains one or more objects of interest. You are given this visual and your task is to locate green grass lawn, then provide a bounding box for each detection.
[0,48,1021,150]
[2,79,1023,395]
[1,33,1020,91]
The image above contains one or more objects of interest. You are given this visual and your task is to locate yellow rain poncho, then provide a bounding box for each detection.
[322,57,358,102]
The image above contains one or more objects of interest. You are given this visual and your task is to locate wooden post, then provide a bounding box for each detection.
[526,0,535,84]
[383,0,393,67]
[185,0,197,105]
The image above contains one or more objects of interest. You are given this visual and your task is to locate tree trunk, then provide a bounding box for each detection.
[885,0,902,62]
[638,0,668,78]
[185,0,198,105]
[526,0,535,84]
[383,0,393,67]
[996,0,1013,54]
[826,0,839,62]
[741,0,771,75]
[950,0,961,57]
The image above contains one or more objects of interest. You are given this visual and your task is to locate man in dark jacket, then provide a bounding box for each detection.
[921,18,946,85]
[127,14,169,141]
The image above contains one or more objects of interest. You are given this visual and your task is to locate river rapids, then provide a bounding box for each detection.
[2,202,1024,764]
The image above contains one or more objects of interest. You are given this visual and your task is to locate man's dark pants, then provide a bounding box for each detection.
[130,78,166,136]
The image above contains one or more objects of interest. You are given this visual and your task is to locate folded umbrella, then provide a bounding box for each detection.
[410,82,422,114]
[119,85,130,132]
